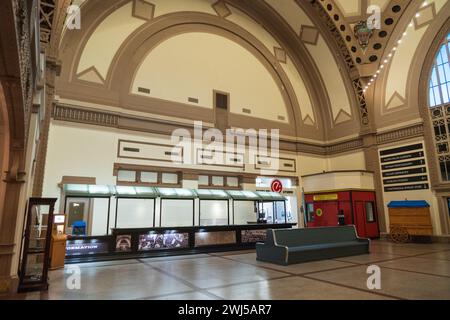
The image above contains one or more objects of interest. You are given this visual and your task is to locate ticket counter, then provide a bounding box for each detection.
[62,185,296,263]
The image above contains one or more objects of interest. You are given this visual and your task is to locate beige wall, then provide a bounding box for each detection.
[302,172,375,193]
[77,2,146,80]
[132,32,289,123]
[43,121,299,208]
[326,151,366,172]
[297,154,327,177]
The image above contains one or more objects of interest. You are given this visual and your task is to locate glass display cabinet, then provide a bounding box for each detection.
[18,198,57,292]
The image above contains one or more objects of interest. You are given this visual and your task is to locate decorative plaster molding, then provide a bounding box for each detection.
[307,0,369,128]
[376,123,424,145]
[300,25,320,45]
[326,138,364,154]
[212,1,232,19]
[53,104,119,127]
[273,47,287,64]
[53,104,427,156]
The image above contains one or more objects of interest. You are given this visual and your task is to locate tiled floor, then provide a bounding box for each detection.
[3,240,450,300]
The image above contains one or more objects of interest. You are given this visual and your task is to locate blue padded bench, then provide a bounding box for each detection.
[256,226,370,265]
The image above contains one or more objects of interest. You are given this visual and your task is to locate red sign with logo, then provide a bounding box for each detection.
[271,179,283,193]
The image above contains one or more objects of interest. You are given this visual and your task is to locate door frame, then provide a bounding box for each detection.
[354,200,380,238]
[64,197,92,235]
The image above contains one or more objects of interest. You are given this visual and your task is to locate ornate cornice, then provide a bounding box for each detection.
[376,123,424,145]
[53,104,119,128]
[53,104,427,155]
[326,138,364,154]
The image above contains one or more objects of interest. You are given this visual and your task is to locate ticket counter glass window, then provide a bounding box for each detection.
[234,201,257,225]
[256,192,288,224]
[63,185,113,236]
[160,200,194,227]
[115,186,157,228]
[228,190,261,225]
[157,188,196,227]
[199,201,228,226]
[259,202,275,223]
[275,201,287,223]
[197,189,230,226]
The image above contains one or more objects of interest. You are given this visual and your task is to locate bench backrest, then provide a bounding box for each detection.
[270,226,358,247]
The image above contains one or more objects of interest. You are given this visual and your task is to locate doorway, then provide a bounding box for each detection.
[354,201,379,238]
[65,198,91,235]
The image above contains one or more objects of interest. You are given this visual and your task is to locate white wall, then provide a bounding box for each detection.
[43,122,118,210]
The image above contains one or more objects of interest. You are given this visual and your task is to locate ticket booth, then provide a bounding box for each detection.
[304,190,380,239]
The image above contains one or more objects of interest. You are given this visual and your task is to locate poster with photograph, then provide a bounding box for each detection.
[241,230,267,243]
[139,233,189,251]
[115,235,132,252]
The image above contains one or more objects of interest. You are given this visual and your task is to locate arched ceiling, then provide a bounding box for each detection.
[44,0,423,143]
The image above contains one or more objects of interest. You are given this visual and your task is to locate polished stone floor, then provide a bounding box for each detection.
[4,240,450,300]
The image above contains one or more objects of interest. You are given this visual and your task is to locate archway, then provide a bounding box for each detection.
[0,82,10,224]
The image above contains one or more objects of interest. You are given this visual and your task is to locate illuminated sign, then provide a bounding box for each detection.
[66,240,109,256]
[54,215,65,224]
[271,180,283,193]
[313,194,338,201]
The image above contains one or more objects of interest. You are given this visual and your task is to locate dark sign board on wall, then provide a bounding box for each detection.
[382,167,427,177]
[379,143,429,193]
[381,159,426,170]
[66,239,109,256]
[380,151,425,163]
[384,184,430,192]
[379,143,424,156]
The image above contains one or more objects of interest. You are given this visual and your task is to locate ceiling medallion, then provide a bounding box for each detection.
[354,21,373,52]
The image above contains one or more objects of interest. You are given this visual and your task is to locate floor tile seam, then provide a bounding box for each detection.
[299,274,404,300]
[376,265,450,279]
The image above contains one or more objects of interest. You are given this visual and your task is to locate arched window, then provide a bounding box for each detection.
[429,33,450,107]
[428,32,450,181]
